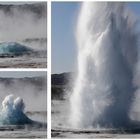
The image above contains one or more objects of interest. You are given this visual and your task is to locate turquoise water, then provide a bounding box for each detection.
[0,42,32,56]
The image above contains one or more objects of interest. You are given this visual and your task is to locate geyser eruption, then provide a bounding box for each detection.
[70,2,139,129]
[0,94,33,125]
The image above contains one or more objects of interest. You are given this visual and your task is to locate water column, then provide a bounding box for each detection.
[70,2,138,129]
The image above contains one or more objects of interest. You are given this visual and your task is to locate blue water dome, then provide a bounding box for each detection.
[0,42,32,56]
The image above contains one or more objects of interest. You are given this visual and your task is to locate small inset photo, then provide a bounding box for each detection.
[0,1,47,68]
[0,71,47,138]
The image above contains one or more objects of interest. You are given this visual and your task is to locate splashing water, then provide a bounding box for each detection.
[0,94,33,125]
[70,2,139,129]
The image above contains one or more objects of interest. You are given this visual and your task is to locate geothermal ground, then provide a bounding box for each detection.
[0,52,47,68]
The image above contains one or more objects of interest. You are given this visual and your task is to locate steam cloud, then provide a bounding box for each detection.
[0,2,47,51]
[0,76,47,112]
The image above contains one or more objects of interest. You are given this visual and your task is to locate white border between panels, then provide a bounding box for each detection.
[47,0,51,139]
[51,0,140,2]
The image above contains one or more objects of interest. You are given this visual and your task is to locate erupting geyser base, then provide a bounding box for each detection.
[0,94,47,128]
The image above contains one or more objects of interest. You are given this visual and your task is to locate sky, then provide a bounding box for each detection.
[0,71,47,78]
[52,2,140,74]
